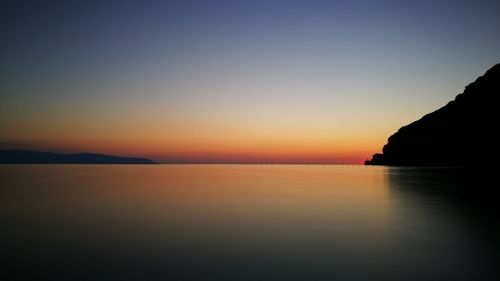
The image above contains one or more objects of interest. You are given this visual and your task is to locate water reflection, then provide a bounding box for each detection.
[0,165,499,280]
[386,167,500,280]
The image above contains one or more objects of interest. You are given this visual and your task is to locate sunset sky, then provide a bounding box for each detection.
[1,0,499,163]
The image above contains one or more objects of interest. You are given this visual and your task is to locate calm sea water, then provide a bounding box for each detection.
[1,165,499,281]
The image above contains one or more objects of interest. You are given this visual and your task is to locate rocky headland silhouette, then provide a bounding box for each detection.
[366,63,500,166]
[0,149,157,164]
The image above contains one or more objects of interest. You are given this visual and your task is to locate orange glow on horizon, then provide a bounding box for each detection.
[1,100,394,164]
[4,133,383,164]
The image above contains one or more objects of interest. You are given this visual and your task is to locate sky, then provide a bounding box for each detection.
[1,0,499,163]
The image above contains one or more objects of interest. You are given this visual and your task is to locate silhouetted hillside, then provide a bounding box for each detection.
[0,149,157,164]
[366,63,500,166]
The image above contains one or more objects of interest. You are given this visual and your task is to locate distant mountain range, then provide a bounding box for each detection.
[0,149,157,164]
[366,63,500,166]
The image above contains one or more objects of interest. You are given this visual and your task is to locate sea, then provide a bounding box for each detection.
[1,165,499,281]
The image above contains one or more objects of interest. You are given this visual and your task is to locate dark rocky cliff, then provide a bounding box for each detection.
[366,64,500,166]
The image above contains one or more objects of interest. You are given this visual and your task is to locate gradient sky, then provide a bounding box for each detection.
[1,0,499,163]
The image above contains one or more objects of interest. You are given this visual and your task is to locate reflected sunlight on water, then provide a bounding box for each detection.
[1,165,498,280]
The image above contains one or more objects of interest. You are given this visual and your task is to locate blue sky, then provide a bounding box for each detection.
[1,0,499,162]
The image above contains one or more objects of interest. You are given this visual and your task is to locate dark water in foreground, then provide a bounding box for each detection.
[1,165,499,281]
